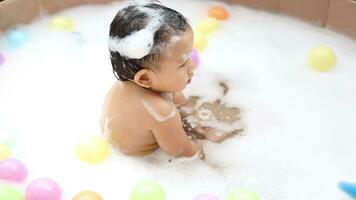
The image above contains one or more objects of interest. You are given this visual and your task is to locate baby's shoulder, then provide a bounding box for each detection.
[141,93,177,121]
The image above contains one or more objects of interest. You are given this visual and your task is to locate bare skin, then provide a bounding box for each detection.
[100,27,206,158]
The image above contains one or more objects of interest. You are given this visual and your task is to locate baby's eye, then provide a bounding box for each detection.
[179,60,189,68]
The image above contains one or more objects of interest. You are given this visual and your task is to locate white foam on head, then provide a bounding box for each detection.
[142,98,177,122]
[108,5,163,59]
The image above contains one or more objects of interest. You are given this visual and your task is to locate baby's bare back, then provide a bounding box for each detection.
[100,81,159,155]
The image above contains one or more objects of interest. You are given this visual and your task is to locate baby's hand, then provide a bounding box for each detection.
[194,125,238,143]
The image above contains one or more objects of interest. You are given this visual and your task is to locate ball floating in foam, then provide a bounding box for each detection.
[208,6,229,20]
[49,16,75,31]
[0,143,11,160]
[194,193,219,200]
[0,185,23,200]
[5,30,29,49]
[130,180,165,200]
[26,178,62,200]
[194,32,208,52]
[73,190,103,200]
[0,158,28,182]
[76,135,110,164]
[0,53,5,66]
[197,17,220,35]
[338,181,356,198]
[191,49,200,66]
[227,188,259,200]
[308,46,336,72]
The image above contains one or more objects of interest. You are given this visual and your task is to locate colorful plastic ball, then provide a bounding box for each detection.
[308,45,337,72]
[191,49,200,66]
[0,143,11,160]
[0,53,5,66]
[130,180,165,200]
[5,30,29,49]
[0,185,23,200]
[226,188,260,200]
[208,6,229,20]
[76,135,110,164]
[338,181,356,198]
[194,32,208,52]
[26,178,62,200]
[0,158,28,182]
[194,193,219,200]
[73,190,103,200]
[197,17,220,35]
[49,16,75,31]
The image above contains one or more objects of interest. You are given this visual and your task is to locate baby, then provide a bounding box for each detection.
[100,1,217,158]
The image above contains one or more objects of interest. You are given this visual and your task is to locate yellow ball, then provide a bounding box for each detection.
[73,191,103,200]
[49,16,75,31]
[197,17,220,35]
[194,32,208,52]
[0,143,11,160]
[308,46,337,72]
[76,135,110,164]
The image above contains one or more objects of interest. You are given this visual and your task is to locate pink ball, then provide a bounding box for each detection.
[194,194,219,200]
[0,53,5,65]
[0,158,28,182]
[26,178,62,200]
[191,48,200,67]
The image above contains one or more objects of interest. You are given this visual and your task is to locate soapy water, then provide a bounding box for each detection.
[0,0,356,199]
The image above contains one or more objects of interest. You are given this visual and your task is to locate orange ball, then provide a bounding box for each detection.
[73,191,103,200]
[208,6,229,20]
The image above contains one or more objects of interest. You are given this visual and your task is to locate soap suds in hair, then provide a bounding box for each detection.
[108,5,164,59]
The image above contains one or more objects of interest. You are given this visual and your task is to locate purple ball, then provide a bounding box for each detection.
[26,178,62,200]
[0,158,28,182]
[191,48,200,67]
[0,53,5,66]
[194,194,219,200]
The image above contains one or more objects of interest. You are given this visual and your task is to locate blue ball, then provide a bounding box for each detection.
[5,30,29,49]
[338,181,356,198]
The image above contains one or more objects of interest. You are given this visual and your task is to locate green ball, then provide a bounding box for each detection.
[130,180,165,200]
[226,188,259,200]
[0,185,23,200]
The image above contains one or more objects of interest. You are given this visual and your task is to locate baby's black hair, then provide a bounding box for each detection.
[109,1,190,81]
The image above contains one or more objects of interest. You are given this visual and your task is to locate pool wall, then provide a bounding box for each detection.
[0,0,356,39]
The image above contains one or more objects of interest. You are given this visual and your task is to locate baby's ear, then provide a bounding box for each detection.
[134,69,153,88]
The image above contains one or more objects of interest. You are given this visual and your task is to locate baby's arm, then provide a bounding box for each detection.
[151,104,200,157]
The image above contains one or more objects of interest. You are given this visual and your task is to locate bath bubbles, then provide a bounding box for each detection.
[70,31,86,44]
[0,185,23,200]
[0,143,11,160]
[26,178,62,200]
[49,16,75,32]
[73,190,103,200]
[226,188,260,200]
[197,17,220,35]
[208,6,229,20]
[308,45,337,72]
[194,193,219,200]
[0,158,28,182]
[0,53,5,66]
[5,29,29,49]
[191,48,200,66]
[130,180,166,200]
[76,135,110,164]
